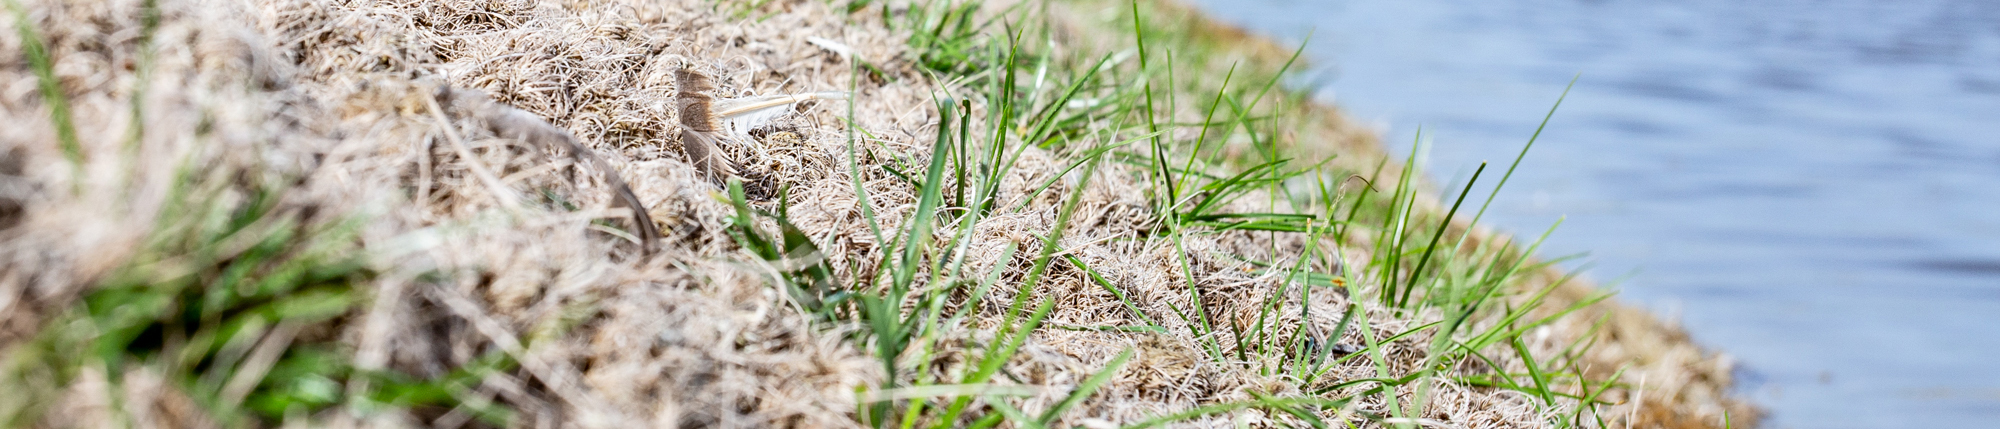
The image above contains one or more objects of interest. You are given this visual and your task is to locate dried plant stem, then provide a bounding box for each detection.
[424,93,524,211]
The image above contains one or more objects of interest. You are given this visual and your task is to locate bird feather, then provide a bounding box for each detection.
[674,69,845,184]
[713,91,848,136]
[674,69,739,184]
[678,127,737,183]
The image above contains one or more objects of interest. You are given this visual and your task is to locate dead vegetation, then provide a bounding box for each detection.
[0,0,1752,428]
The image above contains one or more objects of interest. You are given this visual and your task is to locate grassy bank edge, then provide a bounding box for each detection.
[850,0,1760,427]
[1066,1,1763,427]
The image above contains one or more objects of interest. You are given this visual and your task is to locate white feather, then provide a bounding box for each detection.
[713,91,848,136]
[807,37,855,58]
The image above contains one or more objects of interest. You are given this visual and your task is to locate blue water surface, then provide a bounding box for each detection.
[1186,1,2000,427]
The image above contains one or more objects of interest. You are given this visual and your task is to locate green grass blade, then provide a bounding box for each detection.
[1130,0,1177,208]
[5,0,84,170]
[1060,255,1158,328]
[1461,76,1578,238]
[1395,162,1486,307]
[1036,347,1133,425]
[895,97,960,292]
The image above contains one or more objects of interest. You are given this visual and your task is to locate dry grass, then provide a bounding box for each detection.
[0,0,1752,428]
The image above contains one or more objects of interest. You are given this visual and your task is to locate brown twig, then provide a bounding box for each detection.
[437,87,662,253]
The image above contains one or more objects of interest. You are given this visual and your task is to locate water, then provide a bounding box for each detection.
[1187,1,2000,427]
